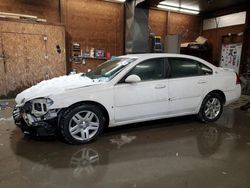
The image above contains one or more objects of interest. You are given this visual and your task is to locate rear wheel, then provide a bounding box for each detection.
[198,93,223,122]
[60,105,105,144]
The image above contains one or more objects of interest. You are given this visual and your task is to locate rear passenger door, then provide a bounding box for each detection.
[167,57,213,115]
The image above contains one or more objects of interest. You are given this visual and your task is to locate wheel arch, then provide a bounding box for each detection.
[59,100,110,128]
[197,89,226,122]
[206,90,226,104]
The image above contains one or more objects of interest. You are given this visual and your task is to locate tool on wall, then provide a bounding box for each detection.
[43,35,49,59]
[149,34,162,53]
[71,42,82,63]
[0,51,9,73]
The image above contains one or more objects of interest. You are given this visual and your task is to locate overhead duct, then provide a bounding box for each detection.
[125,0,149,54]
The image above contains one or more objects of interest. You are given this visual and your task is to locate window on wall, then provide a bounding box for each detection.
[128,58,165,81]
[168,58,212,78]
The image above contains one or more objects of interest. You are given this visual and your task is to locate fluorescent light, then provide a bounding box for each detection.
[157,5,180,12]
[103,0,125,3]
[159,1,200,11]
[181,5,199,11]
[180,9,199,14]
[157,3,199,15]
[160,1,179,7]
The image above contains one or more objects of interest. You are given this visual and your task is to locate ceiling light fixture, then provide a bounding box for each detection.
[102,0,126,3]
[157,2,199,15]
[157,5,179,12]
[179,9,199,14]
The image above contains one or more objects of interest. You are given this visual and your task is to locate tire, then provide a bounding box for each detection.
[60,104,105,145]
[198,93,223,122]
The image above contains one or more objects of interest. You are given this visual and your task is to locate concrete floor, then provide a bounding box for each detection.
[0,98,250,188]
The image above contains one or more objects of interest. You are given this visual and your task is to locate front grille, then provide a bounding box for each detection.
[34,103,42,111]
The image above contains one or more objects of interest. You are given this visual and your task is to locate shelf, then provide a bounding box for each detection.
[83,56,108,60]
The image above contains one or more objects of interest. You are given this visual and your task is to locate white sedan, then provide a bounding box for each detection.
[13,54,241,144]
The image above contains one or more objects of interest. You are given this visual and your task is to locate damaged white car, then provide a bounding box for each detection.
[13,54,241,144]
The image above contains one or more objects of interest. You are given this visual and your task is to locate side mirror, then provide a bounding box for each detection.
[125,74,141,83]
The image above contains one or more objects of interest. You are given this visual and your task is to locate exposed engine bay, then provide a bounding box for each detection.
[13,98,61,136]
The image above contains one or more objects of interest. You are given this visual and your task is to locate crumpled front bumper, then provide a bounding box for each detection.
[13,107,58,137]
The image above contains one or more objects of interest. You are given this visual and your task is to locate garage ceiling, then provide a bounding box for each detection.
[151,0,249,13]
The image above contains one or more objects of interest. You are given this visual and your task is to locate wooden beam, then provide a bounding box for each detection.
[0,12,37,19]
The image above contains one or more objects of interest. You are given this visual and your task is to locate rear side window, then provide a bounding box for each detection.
[168,58,199,78]
[128,58,165,81]
[168,58,213,78]
[200,63,213,75]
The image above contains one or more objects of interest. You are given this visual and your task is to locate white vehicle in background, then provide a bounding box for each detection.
[13,54,241,144]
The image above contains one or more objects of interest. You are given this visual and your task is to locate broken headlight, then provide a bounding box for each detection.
[30,98,54,117]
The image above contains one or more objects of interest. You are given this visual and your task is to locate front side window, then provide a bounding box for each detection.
[127,58,165,81]
[86,58,136,82]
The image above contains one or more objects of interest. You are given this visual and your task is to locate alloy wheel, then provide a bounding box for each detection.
[69,111,100,141]
[204,98,221,120]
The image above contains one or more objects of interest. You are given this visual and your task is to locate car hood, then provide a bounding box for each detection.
[15,73,102,105]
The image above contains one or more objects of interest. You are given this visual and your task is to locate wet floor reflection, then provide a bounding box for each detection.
[1,107,250,188]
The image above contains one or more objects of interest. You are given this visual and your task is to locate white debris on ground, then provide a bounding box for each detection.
[15,73,104,104]
[0,117,13,122]
[176,152,179,157]
[246,142,250,145]
[110,134,136,149]
[225,132,241,140]
[222,171,227,175]
[0,102,9,111]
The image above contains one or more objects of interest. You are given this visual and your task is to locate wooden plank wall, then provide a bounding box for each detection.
[65,0,124,73]
[0,21,66,98]
[168,12,201,43]
[148,9,167,42]
[148,9,202,45]
[201,4,248,70]
[202,25,245,66]
[0,0,60,23]
[0,0,202,74]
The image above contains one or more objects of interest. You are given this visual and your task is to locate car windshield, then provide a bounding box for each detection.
[85,58,136,82]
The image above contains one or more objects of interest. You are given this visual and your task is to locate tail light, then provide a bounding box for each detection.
[235,73,241,85]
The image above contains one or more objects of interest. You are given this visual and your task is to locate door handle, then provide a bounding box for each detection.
[155,84,166,89]
[198,80,207,84]
[168,97,175,101]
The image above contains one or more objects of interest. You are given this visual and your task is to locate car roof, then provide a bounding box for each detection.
[118,53,217,69]
[119,53,196,59]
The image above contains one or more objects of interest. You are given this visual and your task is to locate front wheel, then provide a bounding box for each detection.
[60,105,105,144]
[198,93,223,122]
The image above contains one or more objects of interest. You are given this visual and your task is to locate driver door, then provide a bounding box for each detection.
[114,58,169,123]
